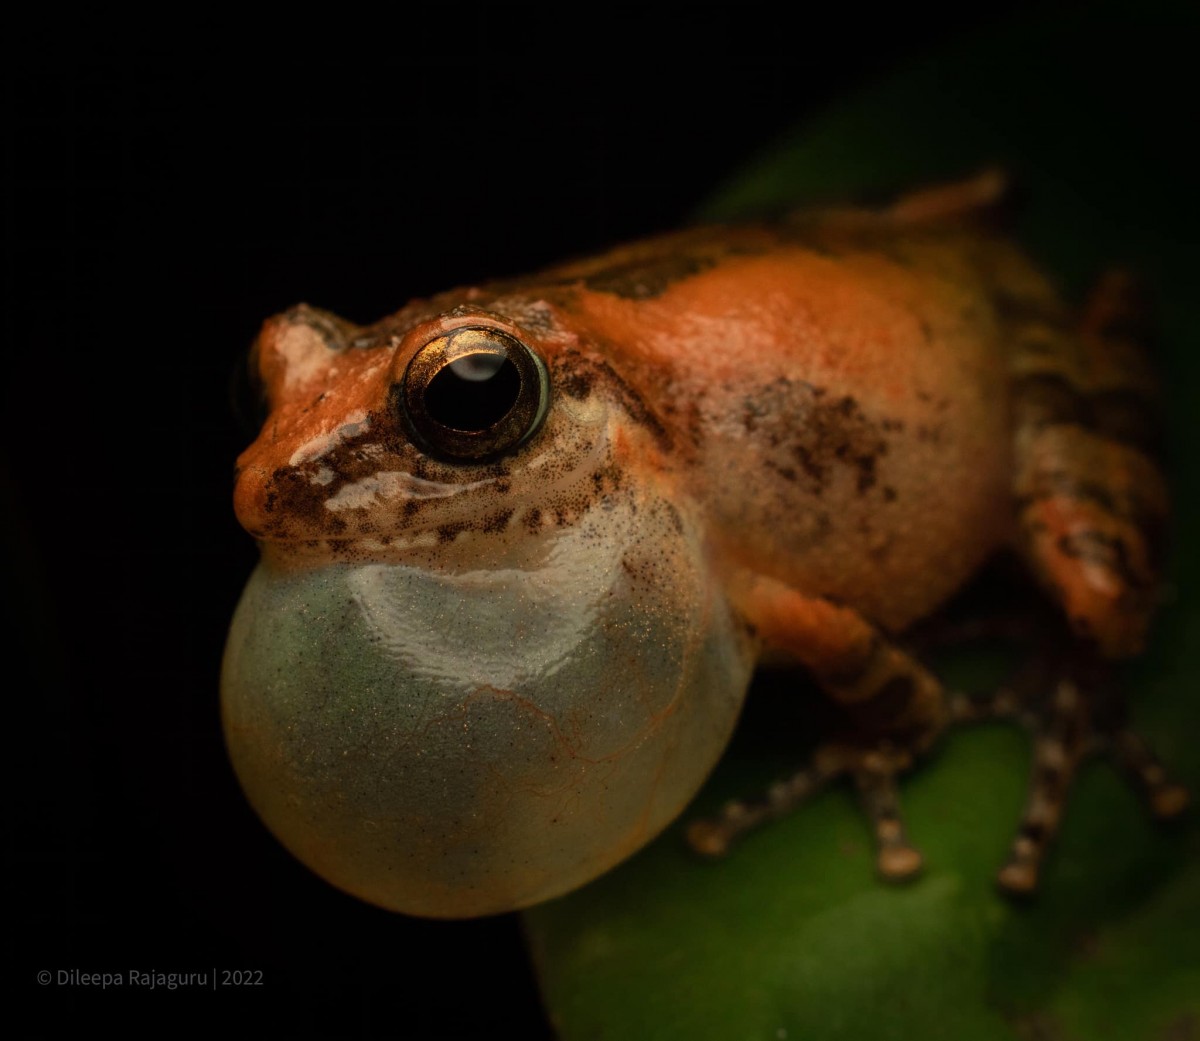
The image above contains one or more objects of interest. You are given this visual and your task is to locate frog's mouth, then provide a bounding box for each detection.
[235,393,617,567]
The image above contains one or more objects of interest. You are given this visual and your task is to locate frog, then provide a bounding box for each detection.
[222,171,1187,919]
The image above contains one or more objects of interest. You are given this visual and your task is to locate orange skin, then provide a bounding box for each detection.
[237,211,1020,650]
[559,232,1013,635]
[229,175,1172,905]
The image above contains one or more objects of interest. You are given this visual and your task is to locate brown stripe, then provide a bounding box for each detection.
[1018,820,1048,844]
[1088,387,1161,454]
[1035,764,1066,803]
[852,673,918,729]
[993,287,1069,328]
[1015,481,1167,578]
[1012,372,1086,429]
[1015,446,1169,540]
[818,632,883,689]
[1015,468,1122,516]
[1014,373,1159,453]
[1056,529,1149,591]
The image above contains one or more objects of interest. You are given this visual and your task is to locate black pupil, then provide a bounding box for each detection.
[424,352,522,431]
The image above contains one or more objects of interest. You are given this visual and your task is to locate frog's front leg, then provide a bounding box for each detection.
[687,576,945,880]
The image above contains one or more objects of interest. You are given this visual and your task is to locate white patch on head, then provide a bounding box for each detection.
[359,358,388,382]
[277,323,336,390]
[325,471,495,512]
[289,410,370,466]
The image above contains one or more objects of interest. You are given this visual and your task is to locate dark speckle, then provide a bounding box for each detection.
[437,522,466,544]
[552,351,671,450]
[1036,765,1065,802]
[743,378,894,499]
[1019,820,1048,844]
[558,369,594,399]
[793,445,828,486]
[663,501,684,536]
[481,509,514,533]
[854,454,878,493]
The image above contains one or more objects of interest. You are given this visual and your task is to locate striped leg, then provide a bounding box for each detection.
[951,644,1189,894]
[687,739,924,880]
[1109,729,1190,819]
[995,677,1091,893]
[688,577,943,879]
[853,754,924,878]
[686,746,847,858]
[1008,270,1168,658]
[986,267,1183,889]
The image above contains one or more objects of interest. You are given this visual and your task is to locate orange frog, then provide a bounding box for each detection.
[222,174,1186,918]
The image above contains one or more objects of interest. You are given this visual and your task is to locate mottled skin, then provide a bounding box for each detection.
[227,175,1184,912]
[237,186,1015,624]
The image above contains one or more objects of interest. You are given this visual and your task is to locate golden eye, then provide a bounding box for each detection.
[400,326,550,462]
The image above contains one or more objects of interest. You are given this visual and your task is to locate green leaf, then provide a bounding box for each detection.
[525,8,1200,1040]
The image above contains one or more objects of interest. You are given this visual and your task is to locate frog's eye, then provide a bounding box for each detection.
[400,326,550,461]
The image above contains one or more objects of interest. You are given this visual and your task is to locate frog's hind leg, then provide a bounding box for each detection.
[1008,269,1169,657]
[940,268,1189,892]
[951,646,1189,894]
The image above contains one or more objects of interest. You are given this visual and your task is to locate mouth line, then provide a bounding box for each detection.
[250,525,514,553]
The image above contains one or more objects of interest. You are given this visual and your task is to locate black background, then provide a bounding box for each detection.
[4,7,1167,1038]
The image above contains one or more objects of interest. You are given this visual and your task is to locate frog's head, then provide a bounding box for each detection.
[234,300,616,561]
[222,293,754,918]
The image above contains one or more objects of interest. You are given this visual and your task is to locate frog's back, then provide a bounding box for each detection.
[552,215,1034,632]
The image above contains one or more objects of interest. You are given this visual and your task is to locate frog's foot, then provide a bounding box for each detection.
[686,739,925,880]
[950,656,1189,895]
[692,578,952,878]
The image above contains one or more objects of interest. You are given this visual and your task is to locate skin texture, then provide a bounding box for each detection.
[223,175,1178,916]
